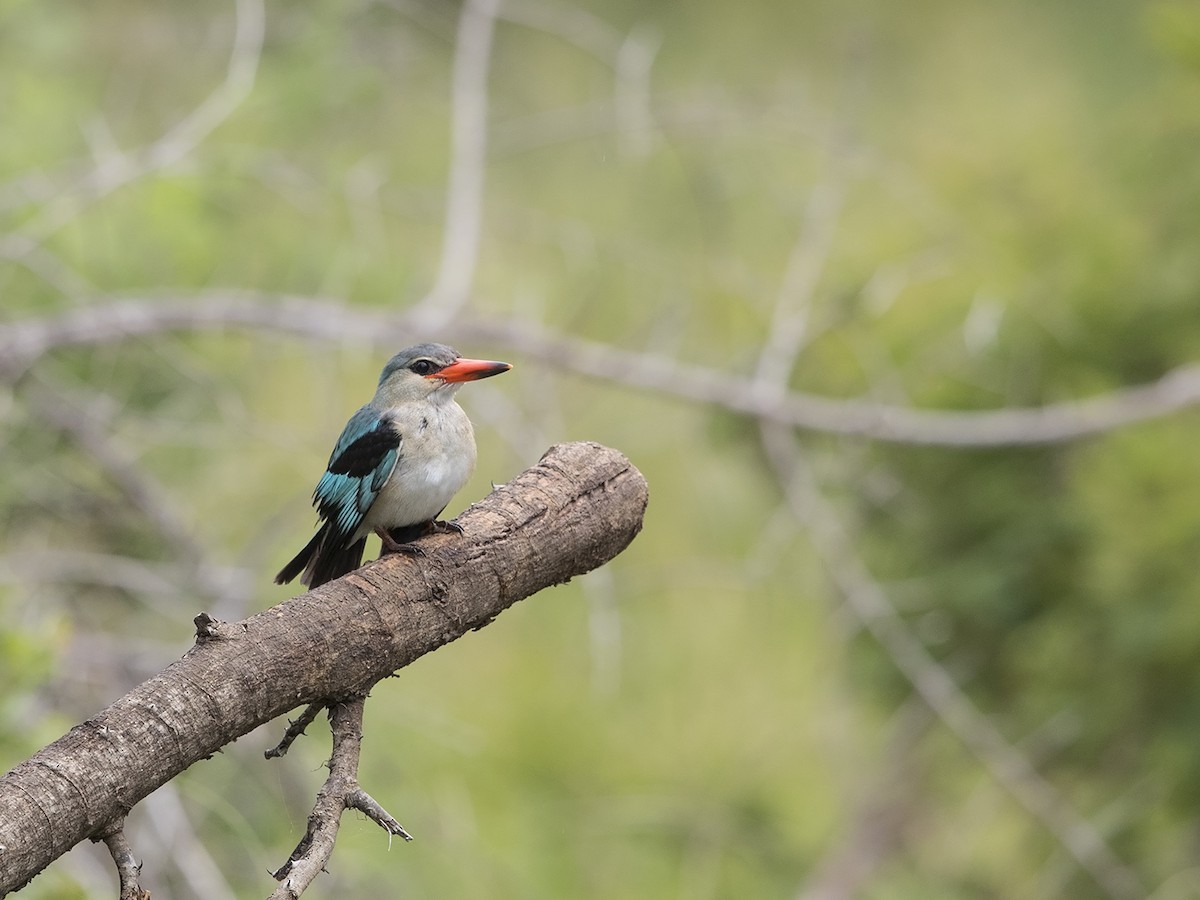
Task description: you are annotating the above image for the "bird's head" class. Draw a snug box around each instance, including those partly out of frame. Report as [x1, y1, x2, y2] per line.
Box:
[374, 343, 512, 405]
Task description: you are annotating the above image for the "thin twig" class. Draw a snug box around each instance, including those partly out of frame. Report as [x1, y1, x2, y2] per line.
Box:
[264, 703, 326, 760]
[269, 697, 411, 900]
[345, 788, 414, 843]
[94, 819, 151, 900]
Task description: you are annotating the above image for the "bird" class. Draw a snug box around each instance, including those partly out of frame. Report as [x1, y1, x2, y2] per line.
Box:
[275, 343, 511, 588]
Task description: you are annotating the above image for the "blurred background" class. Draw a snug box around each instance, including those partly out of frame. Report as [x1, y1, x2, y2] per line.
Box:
[3, 0, 1200, 897]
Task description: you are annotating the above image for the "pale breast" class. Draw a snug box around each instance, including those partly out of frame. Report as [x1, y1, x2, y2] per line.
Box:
[359, 401, 477, 534]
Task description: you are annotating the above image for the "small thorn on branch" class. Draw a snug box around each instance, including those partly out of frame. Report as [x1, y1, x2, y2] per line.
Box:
[264, 702, 325, 759]
[93, 818, 151, 900]
[346, 788, 413, 843]
[268, 696, 411, 899]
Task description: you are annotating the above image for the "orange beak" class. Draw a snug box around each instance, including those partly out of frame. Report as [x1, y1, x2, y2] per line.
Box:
[434, 357, 512, 383]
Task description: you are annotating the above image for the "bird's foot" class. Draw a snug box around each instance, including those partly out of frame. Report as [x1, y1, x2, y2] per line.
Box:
[430, 519, 464, 536]
[375, 526, 425, 557]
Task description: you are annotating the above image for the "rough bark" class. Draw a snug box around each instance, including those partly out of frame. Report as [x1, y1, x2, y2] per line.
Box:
[0, 441, 648, 896]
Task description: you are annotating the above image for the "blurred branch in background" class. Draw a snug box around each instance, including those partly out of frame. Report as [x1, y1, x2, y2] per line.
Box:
[412, 0, 500, 327]
[759, 422, 1142, 900]
[21, 377, 251, 611]
[7, 293, 1200, 447]
[748, 130, 1139, 899]
[797, 699, 932, 900]
[8, 0, 264, 245]
[498, 0, 660, 159]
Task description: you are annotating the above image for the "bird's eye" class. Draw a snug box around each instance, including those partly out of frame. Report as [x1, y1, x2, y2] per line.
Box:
[409, 359, 437, 376]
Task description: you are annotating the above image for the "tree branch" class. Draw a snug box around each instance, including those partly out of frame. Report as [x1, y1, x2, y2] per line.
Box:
[0, 441, 648, 895]
[5, 293, 1199, 446]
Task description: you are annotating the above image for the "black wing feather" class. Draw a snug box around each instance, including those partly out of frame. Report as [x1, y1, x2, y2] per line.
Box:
[327, 420, 402, 477]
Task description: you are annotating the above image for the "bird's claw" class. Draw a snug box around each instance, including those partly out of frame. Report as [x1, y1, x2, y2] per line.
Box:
[374, 520, 462, 558]
[375, 526, 425, 557]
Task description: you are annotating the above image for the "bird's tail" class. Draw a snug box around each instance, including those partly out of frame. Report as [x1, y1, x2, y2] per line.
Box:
[274, 524, 367, 589]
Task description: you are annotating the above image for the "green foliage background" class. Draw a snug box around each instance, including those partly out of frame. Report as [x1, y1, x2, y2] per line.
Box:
[4, 0, 1200, 897]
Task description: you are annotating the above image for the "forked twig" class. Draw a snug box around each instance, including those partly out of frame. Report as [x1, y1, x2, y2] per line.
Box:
[269, 697, 412, 900]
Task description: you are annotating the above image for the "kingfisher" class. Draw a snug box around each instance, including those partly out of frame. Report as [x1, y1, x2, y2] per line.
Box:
[275, 343, 512, 588]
